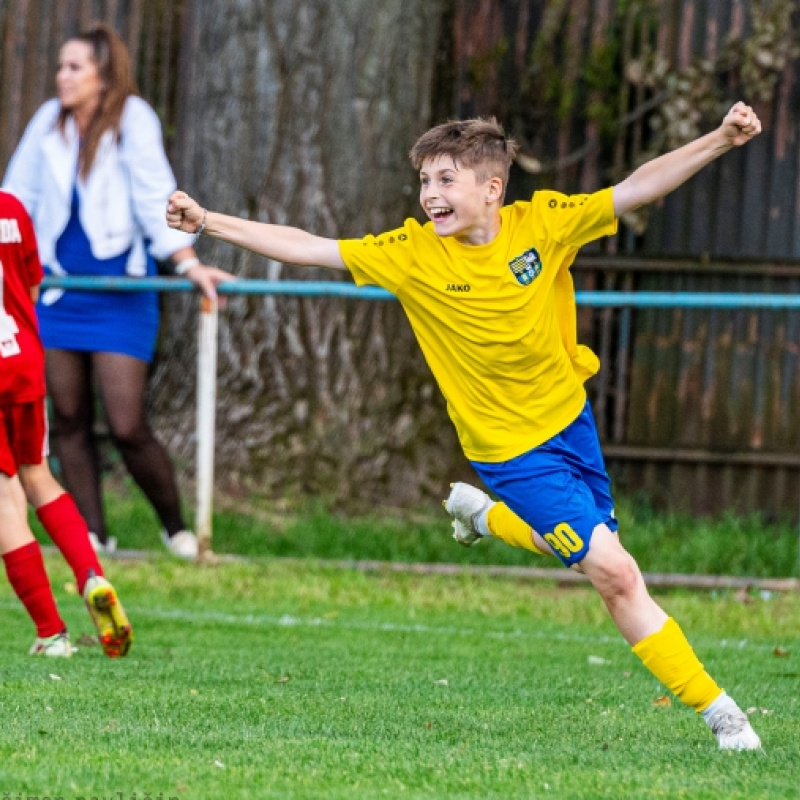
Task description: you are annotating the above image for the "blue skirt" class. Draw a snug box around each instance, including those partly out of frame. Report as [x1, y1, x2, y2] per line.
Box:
[37, 187, 160, 363]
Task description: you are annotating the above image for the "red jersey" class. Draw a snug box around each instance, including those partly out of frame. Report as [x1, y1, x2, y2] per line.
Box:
[0, 190, 45, 403]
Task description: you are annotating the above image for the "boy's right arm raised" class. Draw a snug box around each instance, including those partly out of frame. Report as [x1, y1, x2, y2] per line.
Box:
[166, 191, 347, 271]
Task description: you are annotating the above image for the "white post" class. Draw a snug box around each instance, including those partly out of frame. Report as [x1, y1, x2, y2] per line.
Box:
[196, 295, 218, 561]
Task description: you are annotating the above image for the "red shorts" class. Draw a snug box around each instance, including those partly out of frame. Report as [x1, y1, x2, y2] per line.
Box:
[0, 399, 49, 476]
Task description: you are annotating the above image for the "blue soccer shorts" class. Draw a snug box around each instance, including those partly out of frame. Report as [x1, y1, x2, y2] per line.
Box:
[470, 400, 617, 567]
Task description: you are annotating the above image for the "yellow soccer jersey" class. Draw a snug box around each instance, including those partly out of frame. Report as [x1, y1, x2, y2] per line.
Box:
[339, 188, 618, 462]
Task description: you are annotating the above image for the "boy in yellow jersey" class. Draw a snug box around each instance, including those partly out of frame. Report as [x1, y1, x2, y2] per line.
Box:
[166, 100, 762, 750]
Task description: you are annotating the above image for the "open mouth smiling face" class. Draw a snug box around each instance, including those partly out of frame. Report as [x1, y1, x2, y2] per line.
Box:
[418, 154, 503, 244]
[419, 156, 476, 234]
[428, 205, 454, 223]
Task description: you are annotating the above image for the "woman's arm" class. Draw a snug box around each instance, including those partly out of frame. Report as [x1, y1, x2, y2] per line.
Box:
[167, 245, 234, 300]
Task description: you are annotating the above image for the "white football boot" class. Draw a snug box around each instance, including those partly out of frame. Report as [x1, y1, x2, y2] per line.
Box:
[443, 482, 494, 547]
[703, 692, 762, 750]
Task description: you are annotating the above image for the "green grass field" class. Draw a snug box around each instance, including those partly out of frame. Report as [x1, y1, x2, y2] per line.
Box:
[2, 553, 799, 799]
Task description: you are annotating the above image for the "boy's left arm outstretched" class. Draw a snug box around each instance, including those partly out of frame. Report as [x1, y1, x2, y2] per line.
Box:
[613, 101, 761, 218]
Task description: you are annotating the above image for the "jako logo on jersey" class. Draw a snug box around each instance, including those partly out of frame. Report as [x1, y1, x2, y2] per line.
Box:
[446, 284, 471, 292]
[0, 218, 22, 244]
[508, 247, 542, 286]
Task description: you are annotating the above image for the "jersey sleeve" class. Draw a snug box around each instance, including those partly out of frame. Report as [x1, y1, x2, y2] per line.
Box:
[338, 221, 416, 295]
[1, 191, 43, 290]
[534, 187, 618, 248]
[18, 202, 44, 290]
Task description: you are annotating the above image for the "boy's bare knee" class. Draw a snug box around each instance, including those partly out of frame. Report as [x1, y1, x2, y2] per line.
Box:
[17, 463, 36, 494]
[17, 462, 62, 509]
[600, 556, 640, 599]
[581, 525, 643, 600]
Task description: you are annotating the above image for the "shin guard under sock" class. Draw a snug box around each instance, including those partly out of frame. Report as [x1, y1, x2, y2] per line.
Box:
[487, 503, 548, 556]
[632, 617, 722, 712]
[37, 492, 103, 595]
[3, 541, 65, 637]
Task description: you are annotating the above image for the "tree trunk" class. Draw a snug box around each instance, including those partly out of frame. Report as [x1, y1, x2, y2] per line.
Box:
[153, 0, 469, 509]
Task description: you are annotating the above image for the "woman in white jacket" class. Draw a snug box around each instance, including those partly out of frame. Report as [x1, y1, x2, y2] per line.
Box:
[3, 24, 229, 558]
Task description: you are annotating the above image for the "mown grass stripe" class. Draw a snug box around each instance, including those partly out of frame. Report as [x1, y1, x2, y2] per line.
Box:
[42, 546, 800, 591]
[0, 598, 779, 653]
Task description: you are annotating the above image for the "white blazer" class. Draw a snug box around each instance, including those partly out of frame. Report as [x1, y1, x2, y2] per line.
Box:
[2, 96, 193, 288]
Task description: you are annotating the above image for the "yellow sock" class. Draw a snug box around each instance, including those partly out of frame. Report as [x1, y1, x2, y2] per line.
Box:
[632, 617, 722, 712]
[487, 503, 548, 556]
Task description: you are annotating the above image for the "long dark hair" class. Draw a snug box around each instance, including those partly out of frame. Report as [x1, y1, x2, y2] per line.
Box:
[57, 24, 139, 179]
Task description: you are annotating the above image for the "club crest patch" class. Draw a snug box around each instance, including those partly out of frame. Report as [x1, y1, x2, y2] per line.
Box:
[508, 247, 542, 286]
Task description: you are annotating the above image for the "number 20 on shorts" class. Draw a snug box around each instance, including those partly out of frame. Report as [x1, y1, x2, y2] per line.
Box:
[543, 522, 585, 558]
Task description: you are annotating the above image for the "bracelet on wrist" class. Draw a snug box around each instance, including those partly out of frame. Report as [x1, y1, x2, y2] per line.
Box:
[174, 256, 201, 276]
[193, 208, 208, 242]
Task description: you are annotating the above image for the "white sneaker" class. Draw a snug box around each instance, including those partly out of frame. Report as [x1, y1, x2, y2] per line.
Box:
[29, 629, 75, 658]
[704, 693, 762, 750]
[443, 482, 494, 547]
[161, 529, 199, 560]
[88, 532, 118, 555]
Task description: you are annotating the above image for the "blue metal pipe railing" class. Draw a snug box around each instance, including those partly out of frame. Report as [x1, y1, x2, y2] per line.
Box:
[39, 276, 800, 307]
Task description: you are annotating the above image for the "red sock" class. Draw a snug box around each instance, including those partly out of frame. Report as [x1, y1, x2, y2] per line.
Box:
[37, 492, 103, 595]
[3, 541, 66, 637]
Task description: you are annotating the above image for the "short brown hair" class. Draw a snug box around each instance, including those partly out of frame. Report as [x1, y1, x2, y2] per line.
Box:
[409, 117, 519, 187]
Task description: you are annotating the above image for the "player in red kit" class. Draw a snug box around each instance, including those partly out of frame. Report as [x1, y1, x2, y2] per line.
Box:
[0, 189, 132, 658]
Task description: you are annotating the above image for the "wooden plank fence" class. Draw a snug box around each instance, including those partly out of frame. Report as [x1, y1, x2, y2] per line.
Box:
[574, 255, 800, 518]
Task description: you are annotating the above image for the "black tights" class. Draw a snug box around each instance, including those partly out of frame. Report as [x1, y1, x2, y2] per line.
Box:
[46, 349, 186, 541]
